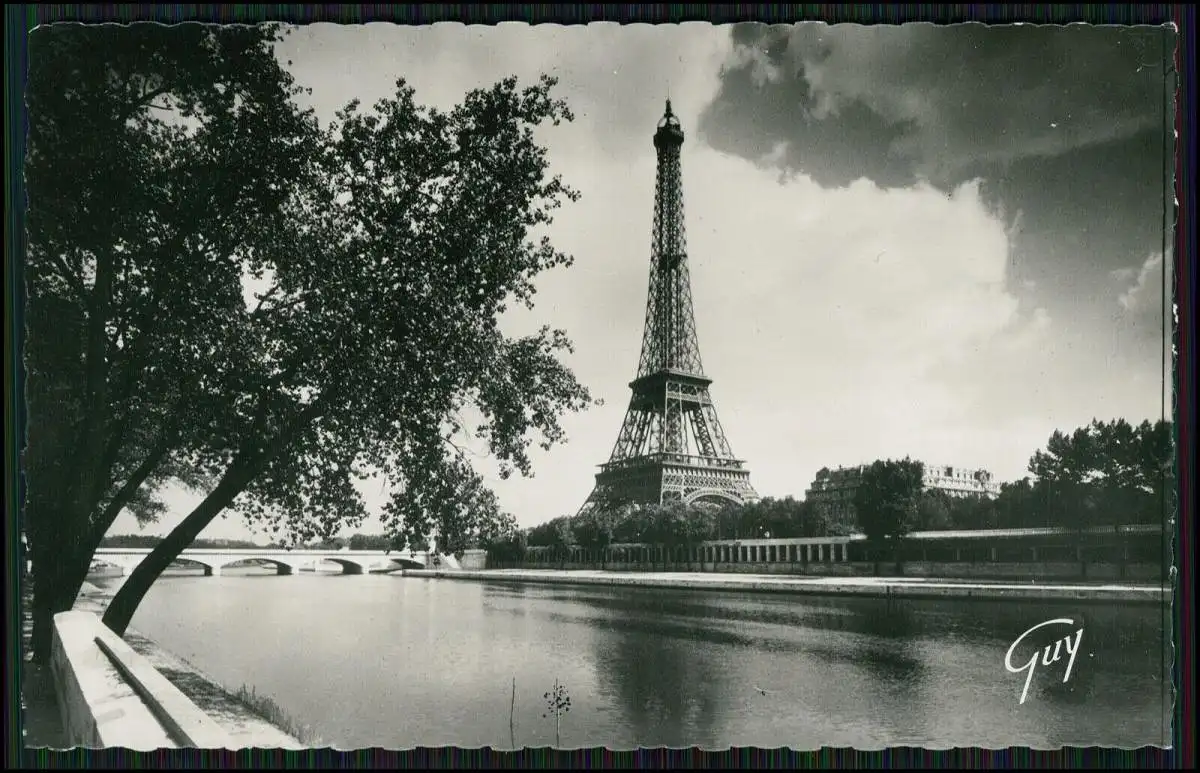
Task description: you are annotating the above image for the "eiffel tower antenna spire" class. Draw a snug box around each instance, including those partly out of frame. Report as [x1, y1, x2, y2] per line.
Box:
[577, 102, 757, 514]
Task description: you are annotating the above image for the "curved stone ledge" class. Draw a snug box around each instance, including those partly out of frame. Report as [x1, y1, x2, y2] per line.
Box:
[66, 583, 306, 750]
[50, 610, 234, 750]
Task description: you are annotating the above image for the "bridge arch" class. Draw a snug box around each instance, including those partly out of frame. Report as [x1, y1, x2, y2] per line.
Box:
[380, 556, 425, 572]
[215, 557, 301, 576]
[319, 557, 373, 575]
[168, 557, 224, 576]
[685, 490, 746, 507]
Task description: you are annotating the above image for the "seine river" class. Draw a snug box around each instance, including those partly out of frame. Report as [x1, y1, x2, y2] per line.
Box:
[90, 569, 1171, 750]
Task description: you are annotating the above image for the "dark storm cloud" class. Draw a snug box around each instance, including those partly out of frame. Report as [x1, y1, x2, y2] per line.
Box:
[700, 59, 920, 189]
[699, 22, 1175, 353]
[701, 23, 1173, 193]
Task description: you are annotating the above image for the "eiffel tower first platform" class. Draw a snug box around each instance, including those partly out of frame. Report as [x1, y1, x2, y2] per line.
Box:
[578, 100, 758, 514]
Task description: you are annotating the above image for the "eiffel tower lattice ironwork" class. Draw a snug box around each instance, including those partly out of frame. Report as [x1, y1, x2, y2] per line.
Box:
[578, 100, 757, 514]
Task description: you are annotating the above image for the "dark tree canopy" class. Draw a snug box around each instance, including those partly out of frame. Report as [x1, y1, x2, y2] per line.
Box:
[1027, 418, 1173, 528]
[24, 21, 594, 646]
[24, 22, 318, 659]
[99, 534, 264, 550]
[853, 458, 926, 542]
[97, 68, 593, 634]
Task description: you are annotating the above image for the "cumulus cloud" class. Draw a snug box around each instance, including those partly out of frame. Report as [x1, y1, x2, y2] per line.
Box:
[1117, 251, 1167, 313]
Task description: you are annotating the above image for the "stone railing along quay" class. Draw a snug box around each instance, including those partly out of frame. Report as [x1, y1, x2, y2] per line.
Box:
[37, 582, 304, 750]
[50, 610, 234, 749]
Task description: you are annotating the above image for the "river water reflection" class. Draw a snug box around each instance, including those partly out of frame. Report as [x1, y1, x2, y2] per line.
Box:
[90, 569, 1171, 750]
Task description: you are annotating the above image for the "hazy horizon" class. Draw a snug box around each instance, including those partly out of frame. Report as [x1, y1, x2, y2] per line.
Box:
[97, 22, 1174, 543]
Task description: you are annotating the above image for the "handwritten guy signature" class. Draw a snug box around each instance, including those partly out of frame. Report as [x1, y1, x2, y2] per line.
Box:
[1004, 618, 1084, 705]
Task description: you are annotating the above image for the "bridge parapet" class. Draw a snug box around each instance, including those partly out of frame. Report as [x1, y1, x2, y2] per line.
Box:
[93, 548, 438, 577]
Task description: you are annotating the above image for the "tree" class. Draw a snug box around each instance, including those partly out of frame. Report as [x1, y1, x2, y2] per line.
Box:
[945, 491, 999, 530]
[486, 529, 528, 568]
[1029, 419, 1174, 529]
[26, 23, 594, 642]
[666, 502, 719, 570]
[916, 491, 953, 531]
[24, 23, 317, 662]
[991, 478, 1039, 529]
[630, 501, 718, 570]
[803, 499, 857, 537]
[98, 534, 266, 550]
[1026, 418, 1173, 574]
[525, 515, 576, 565]
[854, 458, 925, 569]
[475, 511, 520, 552]
[99, 534, 164, 549]
[403, 535, 432, 555]
[732, 497, 798, 539]
[572, 507, 619, 568]
[551, 519, 577, 568]
[347, 533, 393, 551]
[527, 515, 568, 547]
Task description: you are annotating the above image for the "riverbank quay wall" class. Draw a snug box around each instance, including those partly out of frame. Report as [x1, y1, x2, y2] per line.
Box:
[495, 525, 1168, 582]
[50, 611, 235, 749]
[405, 568, 1169, 606]
[38, 582, 303, 750]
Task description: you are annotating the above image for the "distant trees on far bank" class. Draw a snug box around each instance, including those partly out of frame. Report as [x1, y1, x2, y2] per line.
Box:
[105, 417, 1175, 569]
[854, 458, 926, 544]
[98, 533, 410, 551]
[100, 534, 264, 550]
[498, 418, 1174, 563]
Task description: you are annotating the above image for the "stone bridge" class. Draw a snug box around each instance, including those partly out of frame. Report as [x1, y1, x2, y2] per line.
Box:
[92, 548, 460, 577]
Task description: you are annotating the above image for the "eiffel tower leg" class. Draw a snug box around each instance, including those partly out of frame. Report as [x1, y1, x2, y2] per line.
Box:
[576, 486, 601, 517]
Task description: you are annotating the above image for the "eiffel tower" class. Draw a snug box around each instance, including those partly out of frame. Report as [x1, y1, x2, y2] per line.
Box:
[578, 100, 757, 514]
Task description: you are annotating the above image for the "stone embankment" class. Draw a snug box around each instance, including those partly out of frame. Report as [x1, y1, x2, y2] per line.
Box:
[403, 568, 1169, 605]
[23, 580, 304, 750]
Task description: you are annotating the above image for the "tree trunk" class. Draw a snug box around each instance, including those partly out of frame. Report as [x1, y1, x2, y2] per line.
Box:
[871, 541, 882, 576]
[102, 468, 250, 636]
[29, 559, 90, 664]
[26, 500, 105, 665]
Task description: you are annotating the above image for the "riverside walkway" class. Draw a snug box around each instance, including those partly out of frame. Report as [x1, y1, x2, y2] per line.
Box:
[403, 568, 1169, 604]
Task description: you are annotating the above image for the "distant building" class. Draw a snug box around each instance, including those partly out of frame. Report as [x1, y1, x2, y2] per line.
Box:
[804, 461, 1001, 521]
[922, 463, 1001, 499]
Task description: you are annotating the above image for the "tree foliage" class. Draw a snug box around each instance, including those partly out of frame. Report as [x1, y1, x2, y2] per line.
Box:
[725, 495, 855, 539]
[24, 22, 593, 646]
[853, 458, 926, 543]
[571, 506, 620, 565]
[97, 67, 592, 634]
[98, 534, 263, 550]
[347, 533, 393, 551]
[24, 22, 317, 660]
[1026, 418, 1173, 528]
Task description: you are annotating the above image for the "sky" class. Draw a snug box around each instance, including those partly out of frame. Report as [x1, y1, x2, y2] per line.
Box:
[106, 22, 1176, 542]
